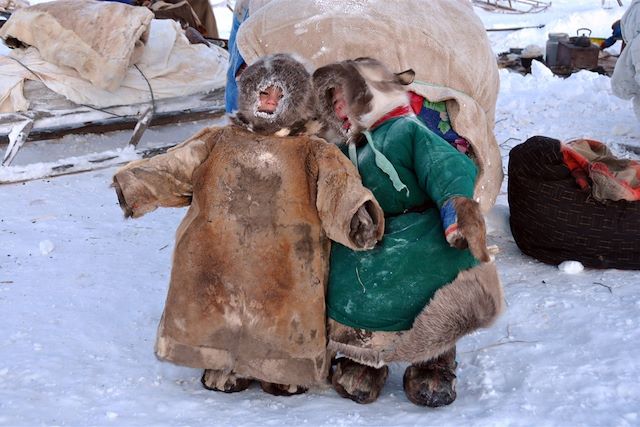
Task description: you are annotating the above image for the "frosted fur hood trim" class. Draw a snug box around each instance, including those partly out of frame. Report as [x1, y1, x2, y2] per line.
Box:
[233, 53, 317, 136]
[253, 81, 287, 122]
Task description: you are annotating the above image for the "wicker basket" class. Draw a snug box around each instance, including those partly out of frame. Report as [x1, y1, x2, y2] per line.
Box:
[508, 136, 640, 270]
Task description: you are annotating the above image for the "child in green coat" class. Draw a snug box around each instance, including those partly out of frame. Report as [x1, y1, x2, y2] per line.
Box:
[313, 57, 504, 407]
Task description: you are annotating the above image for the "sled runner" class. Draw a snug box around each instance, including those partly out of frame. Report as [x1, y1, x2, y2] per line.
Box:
[0, 84, 225, 184]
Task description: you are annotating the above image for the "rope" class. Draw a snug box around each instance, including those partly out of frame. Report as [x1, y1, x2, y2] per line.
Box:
[134, 64, 156, 116]
[7, 55, 43, 81]
[7, 56, 158, 119]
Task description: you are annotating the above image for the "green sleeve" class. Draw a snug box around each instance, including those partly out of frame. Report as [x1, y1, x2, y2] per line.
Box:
[410, 120, 477, 207]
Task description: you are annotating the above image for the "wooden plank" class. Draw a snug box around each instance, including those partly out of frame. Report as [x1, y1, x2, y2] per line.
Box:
[486, 24, 546, 32]
[473, 0, 550, 13]
[0, 140, 178, 185]
[127, 106, 154, 147]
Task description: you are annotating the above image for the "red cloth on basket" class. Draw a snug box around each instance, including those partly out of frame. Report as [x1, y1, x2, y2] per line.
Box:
[560, 138, 640, 202]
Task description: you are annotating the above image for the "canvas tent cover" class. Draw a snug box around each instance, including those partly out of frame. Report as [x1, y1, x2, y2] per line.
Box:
[236, 0, 503, 212]
[0, 0, 228, 112]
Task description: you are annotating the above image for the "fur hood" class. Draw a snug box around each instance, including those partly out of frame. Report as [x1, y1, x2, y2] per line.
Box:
[233, 53, 317, 136]
[312, 57, 414, 142]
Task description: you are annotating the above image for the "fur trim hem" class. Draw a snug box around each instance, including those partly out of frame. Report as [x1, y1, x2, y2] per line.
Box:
[389, 262, 504, 363]
[328, 340, 387, 369]
[328, 263, 504, 365]
[155, 334, 330, 387]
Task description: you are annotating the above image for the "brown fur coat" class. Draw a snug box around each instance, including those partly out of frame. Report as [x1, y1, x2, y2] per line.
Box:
[113, 125, 384, 386]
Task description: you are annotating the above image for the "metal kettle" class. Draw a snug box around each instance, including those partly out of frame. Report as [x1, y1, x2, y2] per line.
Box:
[570, 28, 593, 48]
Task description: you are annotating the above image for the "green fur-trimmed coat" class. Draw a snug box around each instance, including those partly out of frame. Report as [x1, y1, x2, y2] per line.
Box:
[325, 116, 504, 367]
[328, 116, 479, 332]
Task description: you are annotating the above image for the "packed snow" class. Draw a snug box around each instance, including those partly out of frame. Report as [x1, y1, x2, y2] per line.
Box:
[1, 1, 640, 426]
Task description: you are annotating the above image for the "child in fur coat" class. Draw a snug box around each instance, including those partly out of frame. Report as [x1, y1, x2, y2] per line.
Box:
[112, 53, 384, 396]
[313, 57, 504, 407]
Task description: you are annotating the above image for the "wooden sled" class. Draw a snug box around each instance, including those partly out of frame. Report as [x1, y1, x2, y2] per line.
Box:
[0, 80, 225, 184]
[473, 0, 551, 14]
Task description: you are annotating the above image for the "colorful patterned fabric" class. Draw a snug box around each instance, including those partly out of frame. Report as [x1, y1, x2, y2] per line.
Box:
[409, 91, 470, 154]
[440, 198, 460, 245]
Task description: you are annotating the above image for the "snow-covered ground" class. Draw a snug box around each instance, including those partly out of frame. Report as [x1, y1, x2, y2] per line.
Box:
[1, 1, 640, 426]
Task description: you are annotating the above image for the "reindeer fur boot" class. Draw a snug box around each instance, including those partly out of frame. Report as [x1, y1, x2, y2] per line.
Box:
[403, 347, 457, 407]
[330, 357, 389, 404]
[259, 381, 308, 396]
[201, 369, 252, 393]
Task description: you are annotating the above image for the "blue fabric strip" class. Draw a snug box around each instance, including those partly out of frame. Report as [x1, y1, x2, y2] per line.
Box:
[224, 9, 248, 113]
[440, 199, 458, 231]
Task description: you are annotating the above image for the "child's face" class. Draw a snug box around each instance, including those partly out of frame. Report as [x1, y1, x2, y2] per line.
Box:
[332, 86, 351, 130]
[258, 86, 283, 113]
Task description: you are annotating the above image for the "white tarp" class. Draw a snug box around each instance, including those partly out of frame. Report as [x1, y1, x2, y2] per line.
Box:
[0, 18, 228, 112]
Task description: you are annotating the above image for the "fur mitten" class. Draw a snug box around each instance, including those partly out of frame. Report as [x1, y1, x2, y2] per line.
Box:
[441, 197, 490, 262]
[349, 202, 381, 250]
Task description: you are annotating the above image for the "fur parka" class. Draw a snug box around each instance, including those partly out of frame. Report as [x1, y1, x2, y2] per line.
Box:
[312, 57, 504, 367]
[112, 54, 384, 386]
